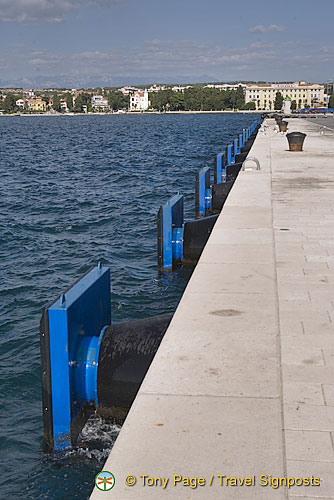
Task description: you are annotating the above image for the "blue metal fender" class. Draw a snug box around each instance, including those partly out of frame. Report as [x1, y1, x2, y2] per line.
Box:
[215, 152, 226, 184]
[226, 144, 235, 165]
[239, 133, 244, 150]
[234, 138, 240, 156]
[40, 265, 111, 451]
[195, 166, 212, 217]
[157, 194, 184, 270]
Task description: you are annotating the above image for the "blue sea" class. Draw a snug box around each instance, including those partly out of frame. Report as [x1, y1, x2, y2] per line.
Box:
[0, 112, 260, 499]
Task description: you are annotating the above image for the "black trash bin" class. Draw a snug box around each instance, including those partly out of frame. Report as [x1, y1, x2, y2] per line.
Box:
[286, 132, 306, 151]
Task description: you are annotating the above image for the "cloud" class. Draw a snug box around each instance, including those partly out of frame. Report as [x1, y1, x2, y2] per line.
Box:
[88, 0, 125, 4]
[0, 38, 328, 86]
[0, 39, 282, 80]
[319, 45, 334, 54]
[250, 41, 301, 49]
[0, 0, 125, 23]
[249, 24, 286, 33]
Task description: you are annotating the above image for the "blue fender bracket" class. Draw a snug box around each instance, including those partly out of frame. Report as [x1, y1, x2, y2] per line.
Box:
[233, 138, 240, 156]
[239, 133, 244, 150]
[40, 265, 111, 451]
[214, 152, 226, 184]
[226, 144, 235, 165]
[157, 194, 184, 270]
[195, 166, 212, 217]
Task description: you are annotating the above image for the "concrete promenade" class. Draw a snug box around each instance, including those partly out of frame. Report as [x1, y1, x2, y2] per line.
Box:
[91, 118, 334, 499]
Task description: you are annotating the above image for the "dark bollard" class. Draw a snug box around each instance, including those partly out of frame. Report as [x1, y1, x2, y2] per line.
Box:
[278, 121, 288, 133]
[286, 132, 307, 152]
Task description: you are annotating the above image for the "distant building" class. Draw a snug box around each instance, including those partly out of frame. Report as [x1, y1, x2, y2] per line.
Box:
[147, 84, 167, 92]
[22, 90, 35, 98]
[129, 90, 150, 111]
[204, 83, 246, 91]
[91, 95, 109, 110]
[27, 97, 47, 112]
[16, 99, 28, 109]
[119, 86, 140, 96]
[245, 82, 325, 110]
[146, 84, 191, 93]
[171, 85, 192, 93]
[60, 98, 69, 112]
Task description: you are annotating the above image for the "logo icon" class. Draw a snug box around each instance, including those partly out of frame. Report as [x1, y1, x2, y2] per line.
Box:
[95, 471, 115, 491]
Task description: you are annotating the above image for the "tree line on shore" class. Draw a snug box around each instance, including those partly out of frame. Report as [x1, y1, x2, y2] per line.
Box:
[0, 90, 129, 113]
[0, 87, 251, 113]
[1, 87, 334, 113]
[148, 86, 252, 111]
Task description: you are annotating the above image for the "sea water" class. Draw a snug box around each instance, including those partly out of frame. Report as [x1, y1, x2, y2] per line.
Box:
[0, 113, 260, 499]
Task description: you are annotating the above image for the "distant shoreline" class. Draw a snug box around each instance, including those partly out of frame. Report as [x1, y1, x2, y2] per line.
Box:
[0, 110, 261, 117]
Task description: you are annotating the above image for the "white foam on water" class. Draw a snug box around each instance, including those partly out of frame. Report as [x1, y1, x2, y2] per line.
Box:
[60, 413, 122, 461]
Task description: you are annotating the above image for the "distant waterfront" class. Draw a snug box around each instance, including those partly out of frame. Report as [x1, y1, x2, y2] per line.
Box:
[0, 109, 260, 116]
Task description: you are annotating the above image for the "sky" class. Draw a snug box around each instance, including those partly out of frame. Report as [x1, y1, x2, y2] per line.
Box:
[0, 0, 333, 88]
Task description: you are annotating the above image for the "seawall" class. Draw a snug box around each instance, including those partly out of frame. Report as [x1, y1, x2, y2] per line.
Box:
[91, 118, 334, 499]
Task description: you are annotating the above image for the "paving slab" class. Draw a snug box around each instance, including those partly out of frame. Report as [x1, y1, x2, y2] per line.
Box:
[186, 262, 276, 294]
[284, 404, 334, 431]
[283, 381, 325, 406]
[91, 394, 284, 500]
[286, 460, 334, 497]
[200, 243, 274, 263]
[323, 385, 334, 405]
[169, 291, 278, 334]
[141, 328, 279, 398]
[285, 430, 334, 462]
[281, 335, 334, 350]
[283, 365, 334, 385]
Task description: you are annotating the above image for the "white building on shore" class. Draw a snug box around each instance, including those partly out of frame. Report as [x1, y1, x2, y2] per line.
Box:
[119, 86, 140, 96]
[147, 84, 167, 93]
[16, 99, 28, 109]
[129, 90, 150, 111]
[171, 85, 192, 93]
[204, 83, 247, 91]
[91, 95, 109, 111]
